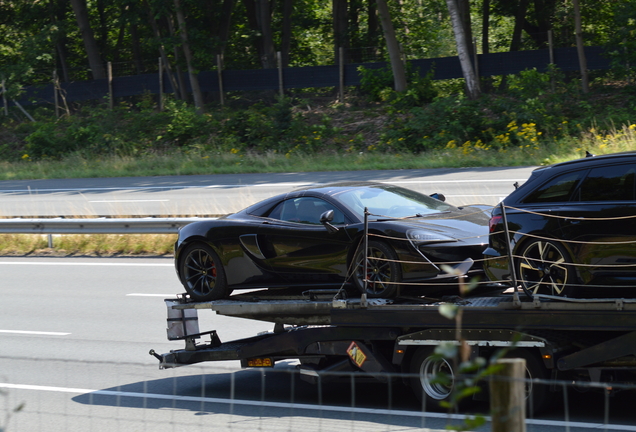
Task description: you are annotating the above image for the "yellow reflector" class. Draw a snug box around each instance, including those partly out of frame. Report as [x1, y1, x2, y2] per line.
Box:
[542, 354, 552, 360]
[247, 358, 273, 367]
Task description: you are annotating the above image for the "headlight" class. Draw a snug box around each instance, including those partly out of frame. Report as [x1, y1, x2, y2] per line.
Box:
[406, 229, 456, 245]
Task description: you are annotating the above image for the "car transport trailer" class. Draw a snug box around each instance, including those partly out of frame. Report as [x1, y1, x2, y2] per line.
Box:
[150, 289, 636, 412]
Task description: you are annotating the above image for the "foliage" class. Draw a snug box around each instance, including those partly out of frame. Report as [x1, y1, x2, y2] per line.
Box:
[358, 65, 438, 107]
[604, 2, 636, 79]
[379, 67, 636, 155]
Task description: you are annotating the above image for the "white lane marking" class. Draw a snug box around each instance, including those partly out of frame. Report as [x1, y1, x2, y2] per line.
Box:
[0, 262, 172, 266]
[89, 200, 170, 203]
[126, 293, 178, 297]
[0, 178, 529, 194]
[0, 382, 633, 430]
[0, 330, 70, 336]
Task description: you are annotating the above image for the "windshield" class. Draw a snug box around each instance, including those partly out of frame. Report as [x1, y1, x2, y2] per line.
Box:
[335, 185, 453, 220]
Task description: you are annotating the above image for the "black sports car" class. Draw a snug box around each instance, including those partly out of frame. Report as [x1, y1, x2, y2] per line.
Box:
[175, 181, 491, 301]
[484, 152, 636, 297]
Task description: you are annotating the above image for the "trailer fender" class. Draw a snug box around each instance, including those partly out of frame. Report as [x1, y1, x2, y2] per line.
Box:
[305, 340, 396, 382]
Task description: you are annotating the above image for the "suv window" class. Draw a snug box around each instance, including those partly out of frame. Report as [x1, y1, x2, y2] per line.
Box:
[578, 164, 635, 201]
[523, 171, 585, 203]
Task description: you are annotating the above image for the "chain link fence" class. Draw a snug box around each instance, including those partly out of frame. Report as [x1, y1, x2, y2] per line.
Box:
[2, 356, 636, 432]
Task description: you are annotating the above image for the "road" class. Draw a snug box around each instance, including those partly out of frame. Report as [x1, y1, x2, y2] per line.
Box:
[1, 258, 635, 432]
[0, 167, 536, 217]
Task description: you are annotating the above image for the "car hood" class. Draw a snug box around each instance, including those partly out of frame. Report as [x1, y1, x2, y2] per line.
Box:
[383, 206, 490, 243]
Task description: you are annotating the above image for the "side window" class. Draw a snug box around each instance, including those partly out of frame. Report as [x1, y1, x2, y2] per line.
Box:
[523, 171, 585, 203]
[267, 198, 346, 225]
[578, 164, 635, 201]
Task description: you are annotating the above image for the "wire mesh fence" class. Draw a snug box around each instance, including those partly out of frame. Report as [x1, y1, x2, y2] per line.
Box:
[2, 356, 636, 432]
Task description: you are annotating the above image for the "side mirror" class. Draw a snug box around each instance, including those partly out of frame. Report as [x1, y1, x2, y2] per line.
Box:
[320, 210, 339, 233]
[430, 192, 446, 202]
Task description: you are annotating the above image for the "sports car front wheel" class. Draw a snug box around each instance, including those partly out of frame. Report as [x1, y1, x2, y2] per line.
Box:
[179, 242, 229, 301]
[353, 240, 401, 298]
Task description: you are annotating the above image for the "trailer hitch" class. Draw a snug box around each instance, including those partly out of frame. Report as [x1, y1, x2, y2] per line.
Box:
[149, 349, 163, 362]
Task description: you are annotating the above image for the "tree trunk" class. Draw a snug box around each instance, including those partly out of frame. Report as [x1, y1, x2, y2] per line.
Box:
[481, 0, 491, 92]
[572, 0, 589, 93]
[457, 0, 473, 57]
[256, 0, 277, 68]
[510, 0, 529, 52]
[280, 0, 293, 67]
[446, 0, 480, 99]
[243, 0, 276, 68]
[217, 0, 235, 56]
[366, 1, 380, 59]
[144, 0, 182, 99]
[70, 0, 106, 79]
[376, 0, 407, 92]
[174, 0, 205, 112]
[165, 15, 188, 101]
[333, 0, 349, 64]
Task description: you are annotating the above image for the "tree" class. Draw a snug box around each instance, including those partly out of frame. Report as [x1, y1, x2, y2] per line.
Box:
[445, 0, 480, 99]
[376, 0, 407, 92]
[70, 0, 106, 79]
[174, 0, 205, 111]
[243, 0, 277, 68]
[572, 0, 589, 93]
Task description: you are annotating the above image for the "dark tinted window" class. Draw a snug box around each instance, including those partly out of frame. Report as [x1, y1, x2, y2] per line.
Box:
[578, 164, 635, 201]
[267, 197, 346, 225]
[523, 171, 585, 203]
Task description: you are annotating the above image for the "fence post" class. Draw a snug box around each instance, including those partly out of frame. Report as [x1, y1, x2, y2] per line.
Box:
[490, 358, 526, 432]
[158, 57, 164, 112]
[277, 51, 284, 98]
[338, 47, 344, 102]
[1, 80, 7, 116]
[548, 30, 555, 92]
[107, 61, 113, 110]
[217, 54, 224, 106]
[53, 70, 60, 118]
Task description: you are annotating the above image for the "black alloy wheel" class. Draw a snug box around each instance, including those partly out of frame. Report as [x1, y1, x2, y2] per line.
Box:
[354, 240, 400, 298]
[516, 239, 574, 296]
[179, 242, 229, 301]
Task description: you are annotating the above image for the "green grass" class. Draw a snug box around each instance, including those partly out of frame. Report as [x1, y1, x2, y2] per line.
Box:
[3, 128, 635, 181]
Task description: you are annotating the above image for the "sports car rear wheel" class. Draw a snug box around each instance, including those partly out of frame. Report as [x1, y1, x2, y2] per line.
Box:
[516, 239, 574, 297]
[353, 240, 401, 298]
[179, 242, 229, 301]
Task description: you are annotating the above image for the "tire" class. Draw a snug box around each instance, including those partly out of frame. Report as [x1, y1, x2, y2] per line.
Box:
[516, 239, 574, 296]
[179, 242, 229, 301]
[504, 348, 557, 415]
[409, 347, 460, 411]
[353, 240, 401, 298]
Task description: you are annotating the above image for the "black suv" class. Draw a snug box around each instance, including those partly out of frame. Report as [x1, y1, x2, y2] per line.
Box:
[484, 152, 636, 297]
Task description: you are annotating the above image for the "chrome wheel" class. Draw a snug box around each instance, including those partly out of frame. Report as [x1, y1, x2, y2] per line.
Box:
[517, 240, 572, 296]
[419, 355, 455, 400]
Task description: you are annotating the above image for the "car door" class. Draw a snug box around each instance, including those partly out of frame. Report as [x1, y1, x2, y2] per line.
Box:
[255, 197, 354, 284]
[557, 163, 636, 286]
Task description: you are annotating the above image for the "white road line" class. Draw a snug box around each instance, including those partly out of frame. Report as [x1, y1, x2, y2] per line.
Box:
[89, 200, 170, 203]
[0, 262, 172, 266]
[0, 330, 70, 336]
[0, 382, 633, 430]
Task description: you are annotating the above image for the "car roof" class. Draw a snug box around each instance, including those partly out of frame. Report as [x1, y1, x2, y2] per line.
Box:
[535, 151, 636, 173]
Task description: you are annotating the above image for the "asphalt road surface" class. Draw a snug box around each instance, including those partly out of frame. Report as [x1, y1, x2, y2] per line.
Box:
[0, 167, 537, 217]
[1, 256, 635, 432]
